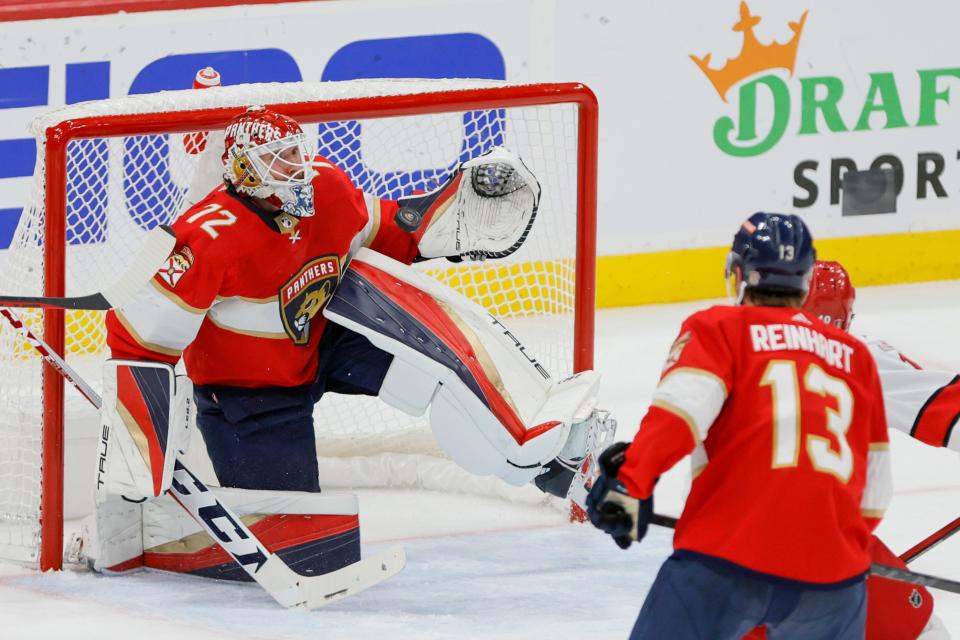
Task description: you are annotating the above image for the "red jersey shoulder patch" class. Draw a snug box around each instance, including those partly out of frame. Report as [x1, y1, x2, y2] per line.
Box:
[157, 246, 195, 288]
[663, 330, 693, 374]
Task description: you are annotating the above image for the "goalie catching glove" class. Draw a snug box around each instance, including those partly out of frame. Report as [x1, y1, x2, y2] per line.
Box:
[395, 146, 541, 261]
[586, 442, 654, 549]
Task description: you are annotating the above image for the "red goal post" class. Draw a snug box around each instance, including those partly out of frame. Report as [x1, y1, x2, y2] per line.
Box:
[1, 80, 598, 570]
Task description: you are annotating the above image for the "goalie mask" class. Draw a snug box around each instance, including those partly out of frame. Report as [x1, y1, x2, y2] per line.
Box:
[222, 106, 316, 218]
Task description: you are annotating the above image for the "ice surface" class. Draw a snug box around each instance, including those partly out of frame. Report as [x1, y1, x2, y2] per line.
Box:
[3, 280, 960, 638]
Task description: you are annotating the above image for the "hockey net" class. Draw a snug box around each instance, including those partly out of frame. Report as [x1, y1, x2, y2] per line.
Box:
[0, 79, 597, 569]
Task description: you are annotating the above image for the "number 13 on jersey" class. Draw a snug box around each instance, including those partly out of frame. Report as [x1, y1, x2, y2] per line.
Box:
[761, 360, 854, 483]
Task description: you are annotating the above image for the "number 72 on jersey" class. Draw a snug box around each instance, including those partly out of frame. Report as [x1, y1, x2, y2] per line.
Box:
[186, 203, 237, 239]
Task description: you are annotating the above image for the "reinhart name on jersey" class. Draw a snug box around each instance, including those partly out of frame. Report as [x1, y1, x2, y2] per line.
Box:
[749, 321, 855, 373]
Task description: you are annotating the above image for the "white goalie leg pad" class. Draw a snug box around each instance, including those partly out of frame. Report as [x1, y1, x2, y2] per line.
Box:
[428, 370, 601, 485]
[144, 487, 359, 540]
[416, 146, 541, 261]
[173, 371, 195, 454]
[78, 495, 145, 573]
[80, 488, 360, 576]
[141, 488, 360, 580]
[98, 359, 186, 503]
[325, 248, 600, 486]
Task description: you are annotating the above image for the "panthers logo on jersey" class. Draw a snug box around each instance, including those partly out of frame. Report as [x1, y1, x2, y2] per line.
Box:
[279, 255, 340, 345]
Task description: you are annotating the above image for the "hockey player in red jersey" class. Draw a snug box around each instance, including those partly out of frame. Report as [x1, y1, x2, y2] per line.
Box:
[97, 98, 607, 505]
[587, 213, 892, 639]
[103, 103, 604, 494]
[88, 103, 613, 577]
[105, 105, 427, 491]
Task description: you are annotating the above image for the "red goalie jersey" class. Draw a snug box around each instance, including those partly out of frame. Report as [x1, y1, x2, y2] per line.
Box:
[106, 159, 418, 387]
[619, 304, 892, 585]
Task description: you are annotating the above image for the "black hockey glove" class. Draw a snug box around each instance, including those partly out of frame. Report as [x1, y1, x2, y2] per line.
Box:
[585, 442, 653, 550]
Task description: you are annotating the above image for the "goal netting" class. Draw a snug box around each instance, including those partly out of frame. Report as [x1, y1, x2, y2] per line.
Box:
[0, 79, 597, 569]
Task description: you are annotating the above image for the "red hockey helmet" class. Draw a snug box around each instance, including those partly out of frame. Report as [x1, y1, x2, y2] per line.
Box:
[802, 260, 856, 331]
[222, 106, 316, 217]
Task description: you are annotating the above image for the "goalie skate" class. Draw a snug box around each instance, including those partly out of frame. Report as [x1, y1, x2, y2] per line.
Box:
[534, 408, 617, 508]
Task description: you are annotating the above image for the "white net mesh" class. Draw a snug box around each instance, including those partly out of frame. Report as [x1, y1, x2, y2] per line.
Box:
[0, 79, 590, 565]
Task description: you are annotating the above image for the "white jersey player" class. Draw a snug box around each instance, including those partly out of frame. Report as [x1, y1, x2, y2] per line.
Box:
[805, 261, 960, 452]
[799, 259, 952, 640]
[865, 338, 960, 452]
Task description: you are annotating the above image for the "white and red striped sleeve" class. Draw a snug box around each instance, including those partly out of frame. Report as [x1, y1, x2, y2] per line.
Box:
[866, 337, 960, 451]
[106, 214, 224, 363]
[618, 311, 732, 499]
[860, 349, 892, 529]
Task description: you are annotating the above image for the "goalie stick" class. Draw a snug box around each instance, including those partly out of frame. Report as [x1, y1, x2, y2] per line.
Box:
[0, 225, 176, 310]
[167, 460, 405, 609]
[0, 307, 100, 408]
[0, 306, 405, 609]
[648, 512, 960, 595]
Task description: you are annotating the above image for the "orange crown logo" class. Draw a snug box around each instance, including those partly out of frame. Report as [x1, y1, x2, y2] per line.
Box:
[691, 2, 808, 101]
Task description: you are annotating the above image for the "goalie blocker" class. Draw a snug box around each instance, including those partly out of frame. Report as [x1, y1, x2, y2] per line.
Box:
[324, 248, 615, 505]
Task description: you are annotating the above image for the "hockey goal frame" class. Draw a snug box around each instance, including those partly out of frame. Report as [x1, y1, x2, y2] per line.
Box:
[32, 81, 598, 570]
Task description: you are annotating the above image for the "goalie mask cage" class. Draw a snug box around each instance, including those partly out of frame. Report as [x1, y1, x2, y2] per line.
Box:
[0, 79, 598, 570]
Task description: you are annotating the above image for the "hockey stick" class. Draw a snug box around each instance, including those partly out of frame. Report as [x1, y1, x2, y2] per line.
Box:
[0, 225, 176, 310]
[899, 516, 960, 565]
[868, 563, 960, 594]
[650, 513, 680, 530]
[0, 308, 405, 609]
[0, 307, 100, 408]
[167, 460, 405, 608]
[648, 512, 960, 594]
